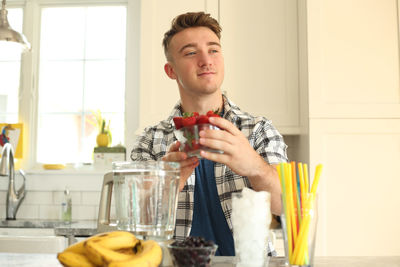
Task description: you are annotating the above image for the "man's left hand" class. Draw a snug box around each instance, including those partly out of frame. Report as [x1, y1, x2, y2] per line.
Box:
[199, 116, 282, 215]
[198, 116, 266, 178]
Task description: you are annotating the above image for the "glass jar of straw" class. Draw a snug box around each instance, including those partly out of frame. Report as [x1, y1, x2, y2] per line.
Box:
[276, 162, 322, 266]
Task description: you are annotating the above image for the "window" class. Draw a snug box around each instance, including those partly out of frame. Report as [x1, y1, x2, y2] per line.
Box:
[3, 0, 138, 167]
[0, 8, 23, 123]
[37, 6, 126, 163]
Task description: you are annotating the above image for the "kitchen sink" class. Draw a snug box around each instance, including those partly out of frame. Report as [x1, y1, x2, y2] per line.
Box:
[0, 219, 75, 228]
[0, 220, 68, 253]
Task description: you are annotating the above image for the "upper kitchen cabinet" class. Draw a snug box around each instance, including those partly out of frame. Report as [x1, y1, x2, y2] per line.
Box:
[307, 0, 400, 119]
[137, 0, 301, 134]
[219, 0, 300, 134]
[138, 0, 217, 130]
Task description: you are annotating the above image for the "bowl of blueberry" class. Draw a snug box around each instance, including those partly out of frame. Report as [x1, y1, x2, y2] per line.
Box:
[167, 236, 218, 267]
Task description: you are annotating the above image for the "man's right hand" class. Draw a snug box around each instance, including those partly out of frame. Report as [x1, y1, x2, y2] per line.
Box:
[161, 141, 199, 191]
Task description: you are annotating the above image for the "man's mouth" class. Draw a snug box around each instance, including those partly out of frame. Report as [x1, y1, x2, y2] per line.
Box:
[198, 72, 215, 76]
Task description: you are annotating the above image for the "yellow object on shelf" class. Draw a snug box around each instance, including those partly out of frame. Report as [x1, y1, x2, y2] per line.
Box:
[43, 164, 66, 170]
[96, 133, 109, 147]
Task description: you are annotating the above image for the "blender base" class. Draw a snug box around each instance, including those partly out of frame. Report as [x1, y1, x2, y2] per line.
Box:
[157, 239, 174, 267]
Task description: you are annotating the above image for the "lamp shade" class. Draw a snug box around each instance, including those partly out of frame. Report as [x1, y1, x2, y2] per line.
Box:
[0, 0, 30, 53]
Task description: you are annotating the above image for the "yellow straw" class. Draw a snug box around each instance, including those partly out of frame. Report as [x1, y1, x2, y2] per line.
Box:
[303, 164, 309, 193]
[293, 163, 323, 265]
[292, 193, 315, 264]
[279, 163, 323, 265]
[277, 165, 282, 185]
[297, 163, 307, 262]
[285, 163, 298, 262]
[311, 164, 323, 194]
[291, 162, 301, 229]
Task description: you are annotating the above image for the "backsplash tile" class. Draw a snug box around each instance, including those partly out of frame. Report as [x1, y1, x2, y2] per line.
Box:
[24, 191, 53, 205]
[39, 205, 61, 220]
[53, 191, 82, 205]
[0, 190, 100, 221]
[18, 205, 40, 219]
[0, 172, 106, 221]
[73, 205, 96, 220]
[81, 192, 101, 206]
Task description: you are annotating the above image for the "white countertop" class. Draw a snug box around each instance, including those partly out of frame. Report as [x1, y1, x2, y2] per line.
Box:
[0, 253, 399, 267]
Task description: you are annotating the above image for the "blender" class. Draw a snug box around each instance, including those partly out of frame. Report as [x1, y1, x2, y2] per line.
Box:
[97, 161, 180, 265]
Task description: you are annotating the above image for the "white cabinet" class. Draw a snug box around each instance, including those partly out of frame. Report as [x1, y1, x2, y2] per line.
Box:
[306, 0, 400, 257]
[219, 0, 300, 134]
[137, 0, 301, 134]
[307, 0, 400, 118]
[0, 228, 67, 253]
[138, 0, 212, 130]
[309, 119, 400, 256]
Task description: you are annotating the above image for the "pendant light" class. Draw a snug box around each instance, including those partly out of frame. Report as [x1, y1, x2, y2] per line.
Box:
[0, 0, 30, 53]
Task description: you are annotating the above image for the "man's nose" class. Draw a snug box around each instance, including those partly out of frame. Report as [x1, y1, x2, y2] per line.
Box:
[198, 51, 212, 67]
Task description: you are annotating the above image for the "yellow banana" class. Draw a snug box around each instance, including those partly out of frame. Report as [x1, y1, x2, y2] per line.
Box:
[65, 231, 138, 255]
[59, 231, 146, 266]
[64, 240, 85, 254]
[84, 238, 139, 266]
[108, 240, 162, 267]
[57, 251, 96, 267]
[93, 231, 140, 250]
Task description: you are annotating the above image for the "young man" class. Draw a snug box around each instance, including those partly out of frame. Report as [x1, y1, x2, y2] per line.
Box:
[131, 12, 288, 256]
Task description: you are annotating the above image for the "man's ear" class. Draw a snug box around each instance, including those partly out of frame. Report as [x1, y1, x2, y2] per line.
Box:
[164, 62, 177, 80]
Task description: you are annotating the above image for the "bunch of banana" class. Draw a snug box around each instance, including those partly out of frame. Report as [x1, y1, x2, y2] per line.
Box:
[57, 231, 162, 267]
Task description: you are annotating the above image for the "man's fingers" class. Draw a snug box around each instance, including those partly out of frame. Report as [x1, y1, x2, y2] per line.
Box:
[162, 151, 187, 162]
[179, 156, 198, 168]
[168, 141, 181, 152]
[208, 117, 242, 136]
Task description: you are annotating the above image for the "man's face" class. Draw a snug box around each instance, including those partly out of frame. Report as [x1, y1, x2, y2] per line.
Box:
[165, 27, 224, 97]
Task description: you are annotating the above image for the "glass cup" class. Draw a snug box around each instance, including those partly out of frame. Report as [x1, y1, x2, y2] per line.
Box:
[231, 188, 272, 266]
[174, 124, 223, 158]
[281, 193, 318, 267]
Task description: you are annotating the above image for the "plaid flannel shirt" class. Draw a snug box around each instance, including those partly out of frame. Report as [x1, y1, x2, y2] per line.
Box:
[130, 95, 288, 240]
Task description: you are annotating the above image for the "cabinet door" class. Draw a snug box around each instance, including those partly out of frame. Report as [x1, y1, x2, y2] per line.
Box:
[219, 0, 300, 133]
[138, 0, 212, 129]
[310, 119, 400, 256]
[307, 0, 400, 118]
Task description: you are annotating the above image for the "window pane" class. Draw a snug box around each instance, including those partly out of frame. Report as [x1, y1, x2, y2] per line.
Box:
[85, 6, 126, 59]
[37, 114, 97, 163]
[38, 60, 83, 112]
[105, 113, 124, 147]
[40, 7, 86, 60]
[37, 5, 127, 164]
[84, 60, 125, 111]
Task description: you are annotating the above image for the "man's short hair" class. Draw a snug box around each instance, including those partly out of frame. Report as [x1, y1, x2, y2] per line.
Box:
[162, 12, 222, 61]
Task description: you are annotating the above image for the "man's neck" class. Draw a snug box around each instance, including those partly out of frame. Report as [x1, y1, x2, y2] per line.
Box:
[179, 91, 223, 115]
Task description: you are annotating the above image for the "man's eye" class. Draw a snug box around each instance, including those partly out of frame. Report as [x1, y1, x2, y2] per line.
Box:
[185, 51, 196, 56]
[210, 49, 219, 54]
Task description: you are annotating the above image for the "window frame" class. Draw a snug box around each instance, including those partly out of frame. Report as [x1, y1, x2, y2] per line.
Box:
[13, 0, 140, 170]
